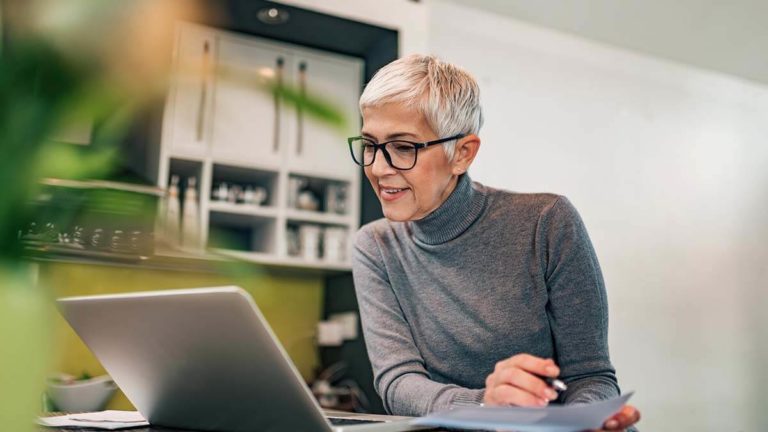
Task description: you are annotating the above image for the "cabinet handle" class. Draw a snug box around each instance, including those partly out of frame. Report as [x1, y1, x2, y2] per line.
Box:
[297, 61, 307, 156]
[274, 57, 285, 154]
[195, 40, 210, 142]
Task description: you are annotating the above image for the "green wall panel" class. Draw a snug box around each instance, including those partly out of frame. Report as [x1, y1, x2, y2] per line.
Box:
[39, 261, 323, 411]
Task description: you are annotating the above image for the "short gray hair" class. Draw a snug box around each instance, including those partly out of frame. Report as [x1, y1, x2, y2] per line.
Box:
[359, 54, 483, 160]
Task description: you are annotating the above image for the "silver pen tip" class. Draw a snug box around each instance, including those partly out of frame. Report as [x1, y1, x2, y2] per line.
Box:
[552, 379, 568, 392]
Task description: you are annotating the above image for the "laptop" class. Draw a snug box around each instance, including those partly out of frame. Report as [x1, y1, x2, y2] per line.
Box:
[57, 286, 429, 432]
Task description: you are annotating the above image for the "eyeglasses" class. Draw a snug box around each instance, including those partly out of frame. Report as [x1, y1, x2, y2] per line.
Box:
[348, 134, 466, 170]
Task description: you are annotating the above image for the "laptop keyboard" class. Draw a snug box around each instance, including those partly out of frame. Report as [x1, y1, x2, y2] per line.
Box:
[328, 417, 382, 426]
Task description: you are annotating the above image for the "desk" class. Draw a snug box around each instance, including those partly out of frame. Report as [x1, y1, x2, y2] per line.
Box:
[42, 428, 177, 432]
[37, 411, 465, 432]
[37, 417, 462, 432]
[39, 426, 459, 432]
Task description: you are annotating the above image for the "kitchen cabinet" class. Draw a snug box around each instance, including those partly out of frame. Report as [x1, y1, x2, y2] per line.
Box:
[157, 22, 362, 270]
[284, 51, 362, 180]
[210, 33, 292, 169]
[163, 24, 215, 159]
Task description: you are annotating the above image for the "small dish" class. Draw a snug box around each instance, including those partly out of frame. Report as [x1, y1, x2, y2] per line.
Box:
[47, 374, 117, 412]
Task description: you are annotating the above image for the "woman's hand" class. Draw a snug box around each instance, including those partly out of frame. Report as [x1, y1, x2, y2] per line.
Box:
[590, 404, 641, 431]
[483, 354, 561, 407]
[484, 354, 640, 430]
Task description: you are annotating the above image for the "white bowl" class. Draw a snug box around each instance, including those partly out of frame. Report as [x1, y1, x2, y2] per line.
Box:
[47, 375, 118, 413]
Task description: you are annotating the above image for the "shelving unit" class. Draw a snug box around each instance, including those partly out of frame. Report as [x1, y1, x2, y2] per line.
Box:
[156, 22, 362, 270]
[208, 201, 279, 218]
[284, 209, 351, 226]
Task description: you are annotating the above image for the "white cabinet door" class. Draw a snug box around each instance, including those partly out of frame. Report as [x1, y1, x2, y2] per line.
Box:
[285, 52, 362, 180]
[165, 24, 216, 158]
[210, 34, 291, 169]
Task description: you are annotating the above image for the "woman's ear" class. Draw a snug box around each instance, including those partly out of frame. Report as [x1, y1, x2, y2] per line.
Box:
[451, 134, 481, 175]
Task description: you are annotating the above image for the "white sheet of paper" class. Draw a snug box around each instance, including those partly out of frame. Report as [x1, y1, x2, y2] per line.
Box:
[413, 392, 633, 432]
[38, 410, 148, 430]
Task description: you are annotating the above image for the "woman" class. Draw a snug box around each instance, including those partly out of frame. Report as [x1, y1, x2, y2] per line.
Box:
[349, 55, 640, 431]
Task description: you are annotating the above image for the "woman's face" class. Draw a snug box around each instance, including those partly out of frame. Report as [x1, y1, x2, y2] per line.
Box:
[361, 102, 465, 222]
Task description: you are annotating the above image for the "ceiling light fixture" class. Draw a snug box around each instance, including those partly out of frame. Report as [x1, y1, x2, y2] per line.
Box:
[257, 7, 290, 25]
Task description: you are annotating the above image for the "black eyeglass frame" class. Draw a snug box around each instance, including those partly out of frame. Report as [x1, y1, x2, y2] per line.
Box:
[347, 133, 466, 170]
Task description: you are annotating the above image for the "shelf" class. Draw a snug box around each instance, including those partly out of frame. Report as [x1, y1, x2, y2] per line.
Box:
[212, 249, 352, 272]
[288, 168, 356, 183]
[27, 245, 227, 273]
[285, 209, 352, 226]
[25, 243, 150, 262]
[208, 201, 278, 218]
[41, 178, 164, 196]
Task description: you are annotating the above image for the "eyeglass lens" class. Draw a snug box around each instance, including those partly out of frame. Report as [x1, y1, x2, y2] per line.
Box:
[351, 139, 418, 170]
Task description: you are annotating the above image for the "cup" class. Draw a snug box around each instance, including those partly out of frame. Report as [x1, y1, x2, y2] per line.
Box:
[253, 187, 267, 205]
[323, 227, 347, 263]
[299, 225, 321, 261]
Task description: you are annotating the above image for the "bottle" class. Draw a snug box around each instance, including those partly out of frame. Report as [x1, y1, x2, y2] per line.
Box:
[165, 175, 181, 246]
[182, 176, 200, 249]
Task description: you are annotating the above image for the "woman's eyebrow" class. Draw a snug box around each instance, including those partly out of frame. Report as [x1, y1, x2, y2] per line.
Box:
[386, 132, 418, 140]
[361, 132, 418, 141]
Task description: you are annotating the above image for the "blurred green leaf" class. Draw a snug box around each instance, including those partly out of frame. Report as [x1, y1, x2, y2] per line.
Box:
[274, 84, 348, 132]
[33, 145, 117, 181]
[214, 63, 348, 133]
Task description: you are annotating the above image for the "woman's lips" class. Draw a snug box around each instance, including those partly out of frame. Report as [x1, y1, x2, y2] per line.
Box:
[380, 187, 410, 202]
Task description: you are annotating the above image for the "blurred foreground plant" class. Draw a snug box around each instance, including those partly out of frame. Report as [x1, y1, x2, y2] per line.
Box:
[0, 12, 139, 432]
[1, 1, 347, 429]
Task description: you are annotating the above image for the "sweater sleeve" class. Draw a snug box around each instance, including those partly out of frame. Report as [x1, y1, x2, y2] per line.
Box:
[538, 196, 622, 405]
[351, 226, 485, 416]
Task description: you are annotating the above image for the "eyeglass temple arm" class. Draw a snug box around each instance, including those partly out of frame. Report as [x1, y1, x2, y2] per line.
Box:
[418, 133, 467, 149]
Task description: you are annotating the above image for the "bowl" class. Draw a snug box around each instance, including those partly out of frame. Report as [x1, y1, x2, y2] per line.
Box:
[47, 375, 118, 412]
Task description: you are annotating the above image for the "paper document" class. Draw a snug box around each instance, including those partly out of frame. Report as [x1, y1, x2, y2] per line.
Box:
[413, 392, 633, 432]
[38, 410, 149, 430]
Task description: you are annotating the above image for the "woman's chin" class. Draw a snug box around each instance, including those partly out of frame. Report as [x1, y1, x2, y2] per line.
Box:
[381, 205, 413, 222]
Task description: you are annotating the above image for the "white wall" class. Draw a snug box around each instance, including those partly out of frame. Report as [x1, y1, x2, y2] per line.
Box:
[428, 2, 768, 431]
[278, 1, 768, 429]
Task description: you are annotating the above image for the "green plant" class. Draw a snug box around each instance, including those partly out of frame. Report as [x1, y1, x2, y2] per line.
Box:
[1, 2, 348, 429]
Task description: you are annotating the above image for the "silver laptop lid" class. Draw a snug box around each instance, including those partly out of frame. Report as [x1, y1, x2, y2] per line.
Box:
[58, 286, 333, 432]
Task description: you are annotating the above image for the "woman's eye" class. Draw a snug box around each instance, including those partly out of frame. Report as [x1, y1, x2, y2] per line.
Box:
[392, 143, 414, 153]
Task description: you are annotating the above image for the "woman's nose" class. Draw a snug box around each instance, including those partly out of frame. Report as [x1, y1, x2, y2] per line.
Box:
[370, 148, 396, 176]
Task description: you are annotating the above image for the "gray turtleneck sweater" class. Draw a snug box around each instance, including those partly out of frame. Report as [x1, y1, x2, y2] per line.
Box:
[351, 174, 622, 416]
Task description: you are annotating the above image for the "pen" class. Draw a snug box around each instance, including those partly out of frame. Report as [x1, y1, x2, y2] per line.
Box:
[542, 376, 567, 392]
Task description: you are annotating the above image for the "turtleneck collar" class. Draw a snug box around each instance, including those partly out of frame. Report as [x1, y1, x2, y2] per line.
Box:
[409, 173, 487, 245]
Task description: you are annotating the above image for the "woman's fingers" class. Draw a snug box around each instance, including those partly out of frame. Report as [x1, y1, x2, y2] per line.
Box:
[603, 405, 641, 430]
[486, 383, 549, 407]
[484, 354, 562, 406]
[495, 365, 558, 401]
[497, 354, 560, 378]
